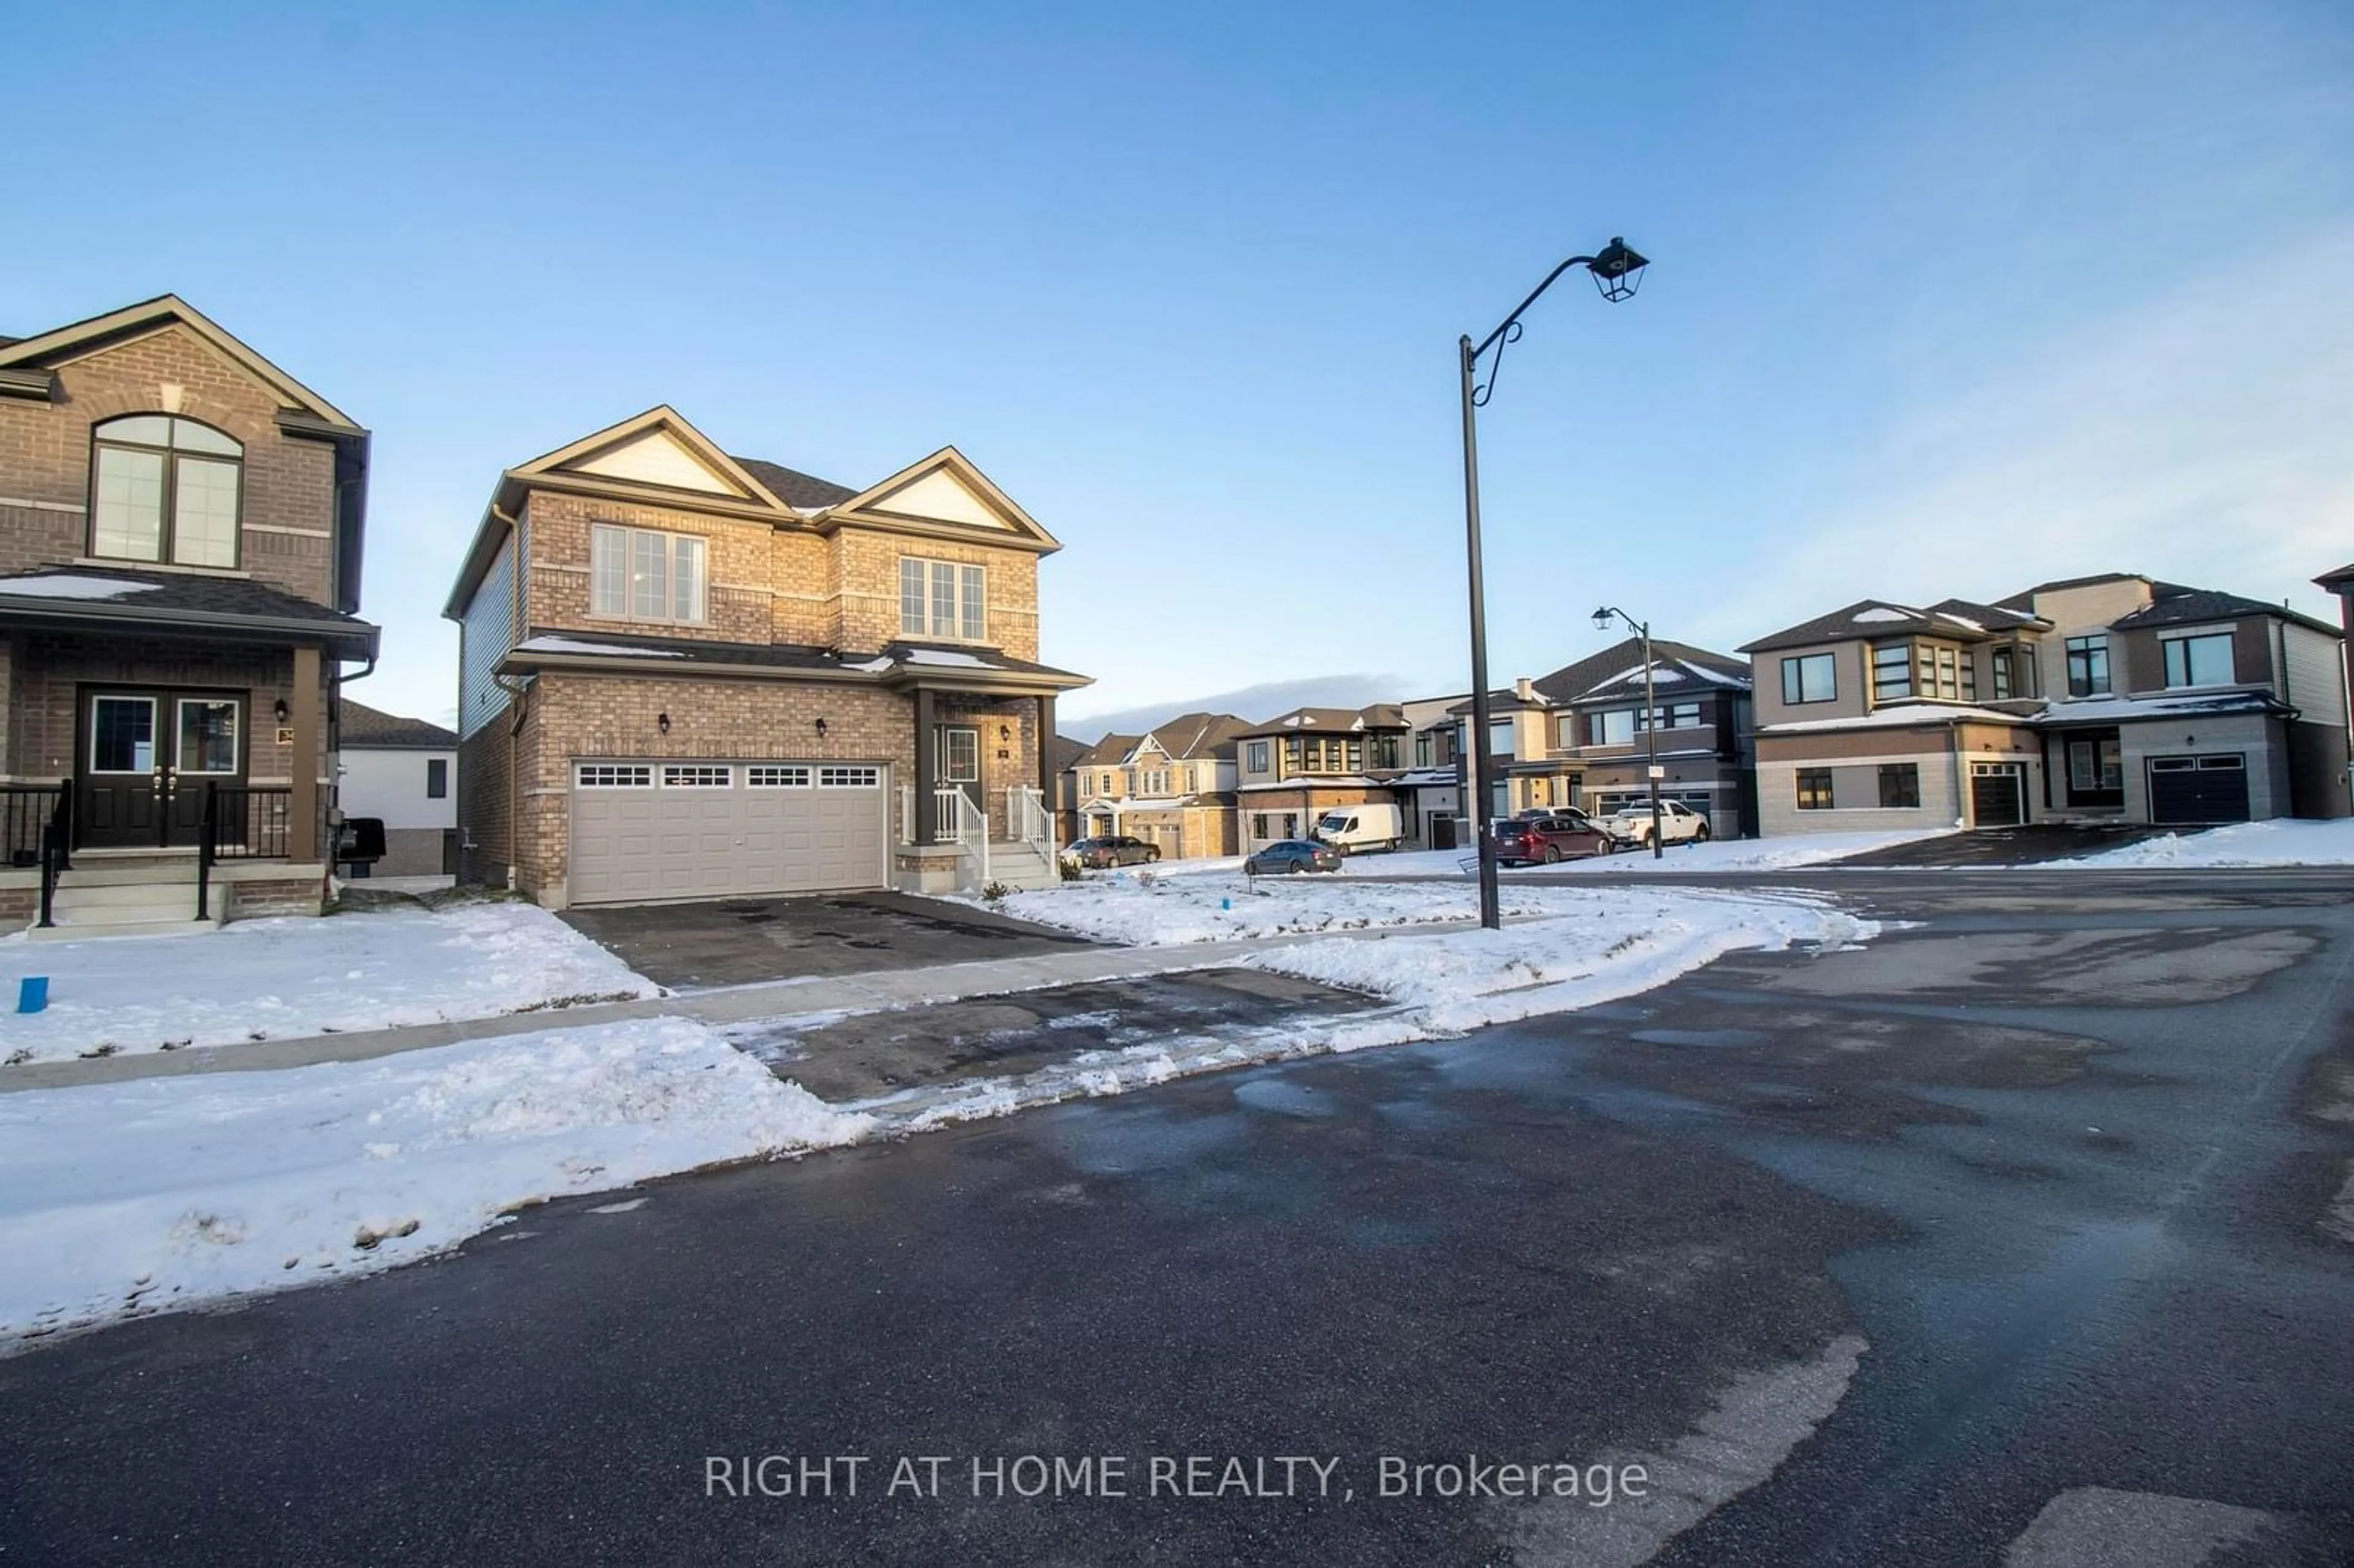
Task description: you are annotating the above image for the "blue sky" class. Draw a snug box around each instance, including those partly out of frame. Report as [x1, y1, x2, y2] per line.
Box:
[6, 2, 2349, 736]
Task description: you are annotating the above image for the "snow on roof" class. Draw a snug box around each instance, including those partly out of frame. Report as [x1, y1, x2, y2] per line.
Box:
[1760, 702, 2022, 734]
[901, 649, 994, 668]
[1851, 606, 1919, 623]
[2030, 690, 2277, 725]
[1936, 612, 1986, 632]
[0, 573, 164, 601]
[514, 636, 688, 658]
[845, 656, 895, 673]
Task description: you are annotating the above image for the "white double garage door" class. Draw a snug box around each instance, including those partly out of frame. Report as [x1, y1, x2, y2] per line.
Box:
[569, 760, 889, 905]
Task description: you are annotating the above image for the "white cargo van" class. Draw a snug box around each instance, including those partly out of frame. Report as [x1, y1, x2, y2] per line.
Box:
[1311, 804, 1403, 854]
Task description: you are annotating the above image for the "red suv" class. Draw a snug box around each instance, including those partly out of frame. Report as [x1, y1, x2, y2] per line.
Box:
[1490, 810, 1612, 866]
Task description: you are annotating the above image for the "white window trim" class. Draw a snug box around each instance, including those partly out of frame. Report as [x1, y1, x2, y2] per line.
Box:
[898, 555, 989, 644]
[590, 522, 710, 626]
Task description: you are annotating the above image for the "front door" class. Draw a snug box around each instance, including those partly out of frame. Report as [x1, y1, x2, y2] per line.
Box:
[937, 725, 983, 820]
[78, 688, 246, 848]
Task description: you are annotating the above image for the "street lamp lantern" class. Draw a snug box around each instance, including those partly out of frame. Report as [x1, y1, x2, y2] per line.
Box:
[1586, 238, 1649, 302]
[1590, 606, 1613, 631]
[1458, 235, 1650, 928]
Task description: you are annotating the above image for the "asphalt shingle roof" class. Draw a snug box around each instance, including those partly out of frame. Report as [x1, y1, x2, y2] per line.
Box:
[1235, 704, 1406, 740]
[0, 566, 376, 650]
[1533, 637, 1751, 702]
[2111, 588, 2341, 638]
[340, 699, 457, 749]
[730, 456, 858, 510]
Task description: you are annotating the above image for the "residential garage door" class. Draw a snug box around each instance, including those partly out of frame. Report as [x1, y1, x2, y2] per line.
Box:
[2148, 755, 2250, 825]
[569, 761, 889, 905]
[1970, 763, 2025, 827]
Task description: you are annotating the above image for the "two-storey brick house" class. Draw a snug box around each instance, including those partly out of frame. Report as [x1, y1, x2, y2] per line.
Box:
[1742, 574, 2347, 835]
[443, 406, 1089, 906]
[0, 297, 376, 934]
[1067, 711, 1249, 859]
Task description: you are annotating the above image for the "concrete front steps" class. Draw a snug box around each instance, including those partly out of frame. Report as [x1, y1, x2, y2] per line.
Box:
[982, 840, 1059, 892]
[29, 850, 220, 941]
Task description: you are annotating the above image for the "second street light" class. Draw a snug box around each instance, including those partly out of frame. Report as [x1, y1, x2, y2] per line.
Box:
[1593, 604, 1666, 860]
[1459, 236, 1648, 929]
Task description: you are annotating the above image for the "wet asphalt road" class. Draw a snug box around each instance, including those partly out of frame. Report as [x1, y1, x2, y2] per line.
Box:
[4, 871, 2353, 1566]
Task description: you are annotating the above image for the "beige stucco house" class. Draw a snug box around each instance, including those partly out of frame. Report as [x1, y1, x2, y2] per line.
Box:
[443, 406, 1089, 906]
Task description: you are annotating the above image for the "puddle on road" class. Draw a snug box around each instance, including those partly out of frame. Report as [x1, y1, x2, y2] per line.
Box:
[1765, 927, 2315, 1006]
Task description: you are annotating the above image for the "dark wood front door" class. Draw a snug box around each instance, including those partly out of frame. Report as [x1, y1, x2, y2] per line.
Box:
[937, 725, 983, 818]
[78, 688, 247, 848]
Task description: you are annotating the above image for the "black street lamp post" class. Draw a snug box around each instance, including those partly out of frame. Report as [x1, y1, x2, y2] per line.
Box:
[1592, 604, 1665, 859]
[1459, 237, 1648, 928]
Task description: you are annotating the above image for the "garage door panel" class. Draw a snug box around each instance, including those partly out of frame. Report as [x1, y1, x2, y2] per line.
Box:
[570, 762, 888, 905]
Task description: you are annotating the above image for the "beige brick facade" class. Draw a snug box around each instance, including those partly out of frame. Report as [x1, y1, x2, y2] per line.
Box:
[0, 325, 339, 603]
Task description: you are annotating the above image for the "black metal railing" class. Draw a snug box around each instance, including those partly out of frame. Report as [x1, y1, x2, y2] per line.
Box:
[198, 783, 295, 921]
[1, 783, 59, 870]
[4, 782, 73, 929]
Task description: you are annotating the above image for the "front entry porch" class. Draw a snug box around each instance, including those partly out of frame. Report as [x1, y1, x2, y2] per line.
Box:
[894, 681, 1067, 895]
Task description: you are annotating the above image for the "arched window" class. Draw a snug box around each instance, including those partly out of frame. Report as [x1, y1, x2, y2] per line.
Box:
[89, 415, 244, 568]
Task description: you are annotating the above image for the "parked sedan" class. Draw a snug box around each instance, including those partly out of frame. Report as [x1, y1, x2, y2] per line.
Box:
[1601, 798, 1711, 849]
[1063, 834, 1162, 869]
[1244, 839, 1345, 876]
[1490, 810, 1613, 866]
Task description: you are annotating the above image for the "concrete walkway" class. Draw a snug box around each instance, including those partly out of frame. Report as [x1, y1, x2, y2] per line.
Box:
[0, 922, 1480, 1096]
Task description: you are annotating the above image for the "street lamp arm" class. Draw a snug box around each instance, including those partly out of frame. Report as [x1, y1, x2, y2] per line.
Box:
[1469, 254, 1601, 363]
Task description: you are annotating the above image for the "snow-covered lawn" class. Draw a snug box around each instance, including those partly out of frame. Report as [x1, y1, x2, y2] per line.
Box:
[2042, 818, 2354, 868]
[0, 1016, 867, 1345]
[0, 900, 658, 1066]
[1326, 829, 1954, 879]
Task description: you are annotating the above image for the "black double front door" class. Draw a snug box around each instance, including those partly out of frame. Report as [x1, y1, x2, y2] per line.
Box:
[78, 688, 247, 848]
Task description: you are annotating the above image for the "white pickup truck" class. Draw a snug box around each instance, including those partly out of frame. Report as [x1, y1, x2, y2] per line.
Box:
[1601, 798, 1712, 849]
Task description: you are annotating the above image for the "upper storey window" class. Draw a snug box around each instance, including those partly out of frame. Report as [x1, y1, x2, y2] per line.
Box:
[90, 416, 243, 568]
[899, 557, 986, 642]
[591, 523, 706, 623]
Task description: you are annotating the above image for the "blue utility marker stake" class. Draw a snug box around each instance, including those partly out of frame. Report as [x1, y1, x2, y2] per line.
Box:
[1221, 897, 1232, 910]
[17, 975, 48, 1014]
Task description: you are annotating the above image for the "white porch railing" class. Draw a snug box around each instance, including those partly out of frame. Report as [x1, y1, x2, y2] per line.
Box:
[1008, 785, 1053, 857]
[936, 787, 989, 891]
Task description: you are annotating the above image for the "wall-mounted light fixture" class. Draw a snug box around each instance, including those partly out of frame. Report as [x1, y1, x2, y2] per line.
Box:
[999, 723, 1012, 742]
[273, 698, 290, 724]
[815, 717, 829, 738]
[658, 712, 671, 735]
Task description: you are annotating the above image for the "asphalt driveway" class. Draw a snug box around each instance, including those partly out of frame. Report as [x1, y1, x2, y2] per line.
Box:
[560, 890, 1095, 990]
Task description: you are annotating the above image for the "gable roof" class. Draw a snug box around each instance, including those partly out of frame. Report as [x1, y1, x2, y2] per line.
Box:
[1073, 733, 1141, 769]
[1533, 637, 1752, 704]
[820, 446, 1062, 554]
[0, 295, 360, 428]
[1739, 598, 2042, 653]
[340, 699, 458, 749]
[1137, 711, 1252, 762]
[2315, 563, 2354, 592]
[1235, 704, 1407, 740]
[1048, 734, 1090, 776]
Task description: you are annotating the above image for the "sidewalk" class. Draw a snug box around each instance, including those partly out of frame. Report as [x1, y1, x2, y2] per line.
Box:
[0, 923, 1480, 1096]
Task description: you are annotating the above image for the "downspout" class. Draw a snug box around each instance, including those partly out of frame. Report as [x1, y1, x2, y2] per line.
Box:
[1951, 716, 1968, 830]
[498, 503, 527, 892]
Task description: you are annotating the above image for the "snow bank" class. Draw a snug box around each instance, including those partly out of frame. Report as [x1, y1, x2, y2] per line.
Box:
[0, 1017, 868, 1345]
[1331, 831, 1952, 880]
[0, 900, 660, 1065]
[2043, 818, 2354, 868]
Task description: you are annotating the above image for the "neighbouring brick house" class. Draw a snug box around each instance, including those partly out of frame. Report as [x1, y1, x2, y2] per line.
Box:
[336, 699, 457, 878]
[1067, 711, 1249, 858]
[0, 297, 376, 934]
[1742, 573, 2348, 835]
[443, 406, 1089, 907]
[1233, 704, 1411, 853]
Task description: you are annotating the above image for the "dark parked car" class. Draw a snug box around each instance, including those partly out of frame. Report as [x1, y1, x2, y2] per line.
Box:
[1064, 834, 1160, 869]
[1244, 839, 1345, 876]
[1490, 810, 1612, 866]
